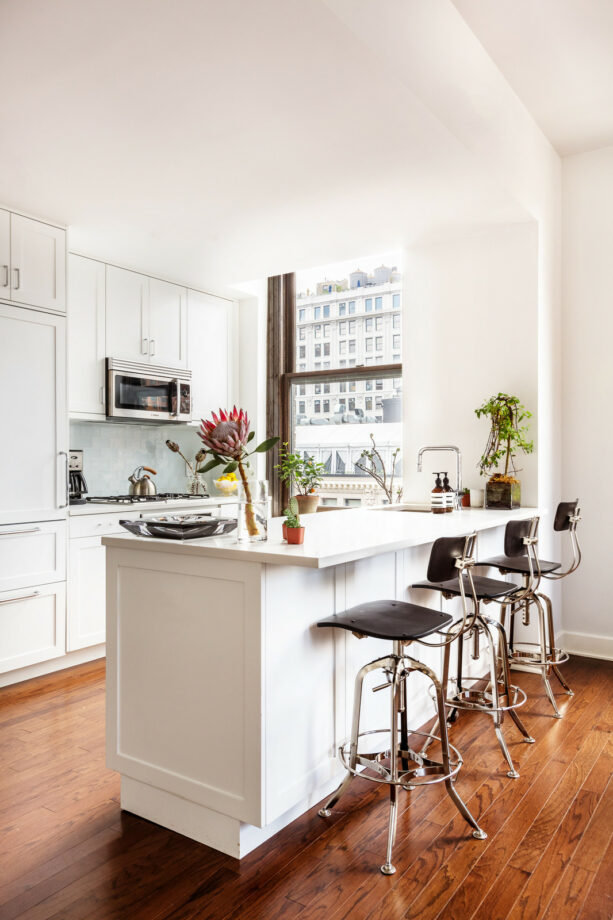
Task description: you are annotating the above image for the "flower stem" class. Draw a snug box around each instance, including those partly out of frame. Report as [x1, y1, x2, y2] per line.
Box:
[238, 460, 259, 536]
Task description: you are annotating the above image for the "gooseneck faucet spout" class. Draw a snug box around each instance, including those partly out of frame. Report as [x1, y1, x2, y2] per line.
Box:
[417, 446, 463, 508]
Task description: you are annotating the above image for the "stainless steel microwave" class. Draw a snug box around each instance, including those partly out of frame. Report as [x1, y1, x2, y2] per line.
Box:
[106, 359, 192, 422]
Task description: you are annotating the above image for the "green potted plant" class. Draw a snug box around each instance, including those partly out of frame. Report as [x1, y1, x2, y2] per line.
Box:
[283, 497, 304, 545]
[275, 444, 325, 514]
[475, 393, 534, 509]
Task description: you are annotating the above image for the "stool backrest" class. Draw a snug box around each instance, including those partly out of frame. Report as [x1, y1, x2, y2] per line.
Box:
[553, 500, 579, 532]
[504, 519, 537, 557]
[427, 534, 473, 583]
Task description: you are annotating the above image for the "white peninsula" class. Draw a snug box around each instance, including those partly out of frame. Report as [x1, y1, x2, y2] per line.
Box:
[103, 506, 537, 858]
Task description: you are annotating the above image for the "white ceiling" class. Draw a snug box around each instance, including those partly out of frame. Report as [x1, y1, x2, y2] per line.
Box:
[453, 0, 613, 157]
[0, 0, 532, 293]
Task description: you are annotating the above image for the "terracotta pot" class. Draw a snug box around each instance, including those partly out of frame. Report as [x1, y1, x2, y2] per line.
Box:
[282, 522, 288, 541]
[485, 479, 521, 510]
[286, 526, 305, 545]
[295, 493, 320, 514]
[461, 492, 470, 508]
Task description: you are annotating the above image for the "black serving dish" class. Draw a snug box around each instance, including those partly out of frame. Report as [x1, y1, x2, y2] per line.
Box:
[119, 514, 237, 540]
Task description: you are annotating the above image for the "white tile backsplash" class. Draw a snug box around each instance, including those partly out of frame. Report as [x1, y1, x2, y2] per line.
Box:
[70, 420, 208, 496]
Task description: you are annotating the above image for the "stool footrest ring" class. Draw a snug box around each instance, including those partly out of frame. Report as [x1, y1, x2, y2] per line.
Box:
[509, 643, 569, 667]
[429, 678, 527, 714]
[338, 728, 462, 789]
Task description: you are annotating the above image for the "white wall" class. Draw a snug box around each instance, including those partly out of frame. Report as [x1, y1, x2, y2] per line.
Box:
[561, 147, 613, 658]
[402, 223, 539, 504]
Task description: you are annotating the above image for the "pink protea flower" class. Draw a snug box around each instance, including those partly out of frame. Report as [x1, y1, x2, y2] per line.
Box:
[199, 407, 250, 459]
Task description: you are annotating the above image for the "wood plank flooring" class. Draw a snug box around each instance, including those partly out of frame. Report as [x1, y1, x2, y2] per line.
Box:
[0, 656, 611, 920]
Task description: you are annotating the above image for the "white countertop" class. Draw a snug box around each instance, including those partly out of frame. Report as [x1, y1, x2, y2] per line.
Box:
[70, 495, 238, 515]
[102, 506, 539, 569]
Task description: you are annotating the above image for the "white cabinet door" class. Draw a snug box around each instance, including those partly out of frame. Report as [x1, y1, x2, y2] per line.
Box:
[0, 521, 66, 592]
[106, 265, 148, 363]
[0, 305, 67, 525]
[0, 209, 9, 296]
[188, 290, 235, 421]
[10, 214, 66, 312]
[0, 582, 66, 674]
[68, 536, 106, 651]
[148, 278, 187, 368]
[68, 255, 106, 416]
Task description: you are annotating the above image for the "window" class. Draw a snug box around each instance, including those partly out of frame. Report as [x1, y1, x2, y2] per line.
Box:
[338, 397, 346, 409]
[340, 359, 346, 367]
[393, 313, 401, 329]
[298, 345, 305, 358]
[315, 383, 321, 394]
[315, 362, 321, 369]
[339, 341, 346, 355]
[348, 340, 356, 354]
[348, 358, 356, 367]
[376, 336, 383, 350]
[323, 382, 330, 393]
[376, 379, 383, 390]
[298, 401, 305, 414]
[366, 380, 373, 391]
[348, 398, 355, 411]
[349, 301, 356, 314]
[323, 304, 330, 318]
[393, 354, 400, 362]
[393, 334, 400, 350]
[375, 296, 382, 311]
[365, 357, 373, 365]
[339, 302, 346, 316]
[365, 338, 373, 352]
[299, 363, 306, 371]
[314, 306, 321, 319]
[339, 381, 346, 393]
[365, 396, 373, 410]
[348, 320, 356, 333]
[321, 497, 338, 507]
[365, 298, 373, 312]
[344, 498, 361, 508]
[375, 316, 383, 330]
[323, 399, 330, 413]
[314, 344, 321, 358]
[314, 324, 321, 338]
[314, 400, 321, 413]
[324, 343, 330, 356]
[365, 317, 373, 331]
[299, 327, 305, 341]
[323, 361, 330, 369]
[299, 308, 306, 321]
[324, 324, 330, 337]
[393, 293, 400, 309]
[339, 321, 347, 335]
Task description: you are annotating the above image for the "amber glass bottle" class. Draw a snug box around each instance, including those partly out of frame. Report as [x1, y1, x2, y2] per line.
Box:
[431, 473, 445, 514]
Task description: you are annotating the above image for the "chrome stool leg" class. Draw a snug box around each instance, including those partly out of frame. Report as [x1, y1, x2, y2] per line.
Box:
[489, 617, 535, 745]
[534, 596, 562, 719]
[540, 592, 574, 695]
[482, 620, 520, 779]
[381, 664, 401, 875]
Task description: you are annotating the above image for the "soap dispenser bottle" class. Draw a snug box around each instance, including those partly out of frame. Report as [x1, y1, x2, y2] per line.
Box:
[442, 472, 454, 512]
[431, 473, 445, 514]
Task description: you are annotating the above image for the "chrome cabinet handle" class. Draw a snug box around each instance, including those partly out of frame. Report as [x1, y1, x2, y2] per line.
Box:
[13, 267, 20, 290]
[0, 526, 41, 537]
[150, 339, 155, 357]
[58, 451, 69, 508]
[100, 385, 105, 406]
[142, 338, 148, 355]
[1, 265, 8, 287]
[0, 590, 40, 606]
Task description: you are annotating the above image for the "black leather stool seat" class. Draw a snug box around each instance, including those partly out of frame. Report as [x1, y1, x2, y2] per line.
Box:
[317, 600, 453, 642]
[412, 574, 521, 601]
[480, 555, 561, 576]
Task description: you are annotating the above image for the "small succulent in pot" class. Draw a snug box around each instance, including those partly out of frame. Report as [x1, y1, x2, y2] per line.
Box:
[283, 497, 304, 545]
[197, 407, 278, 536]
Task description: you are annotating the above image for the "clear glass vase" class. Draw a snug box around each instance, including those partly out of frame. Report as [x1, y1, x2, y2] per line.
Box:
[237, 480, 270, 543]
[186, 472, 208, 495]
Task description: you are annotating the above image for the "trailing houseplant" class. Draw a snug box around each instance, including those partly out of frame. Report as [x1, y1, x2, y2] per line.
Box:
[197, 407, 278, 537]
[275, 443, 325, 514]
[283, 497, 304, 545]
[475, 393, 534, 509]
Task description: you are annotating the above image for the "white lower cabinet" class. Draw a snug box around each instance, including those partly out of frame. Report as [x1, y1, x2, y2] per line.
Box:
[0, 582, 66, 674]
[68, 536, 106, 651]
[0, 521, 66, 592]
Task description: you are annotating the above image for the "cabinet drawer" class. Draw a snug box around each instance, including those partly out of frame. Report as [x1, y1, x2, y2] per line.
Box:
[69, 511, 140, 539]
[0, 582, 66, 673]
[0, 521, 66, 591]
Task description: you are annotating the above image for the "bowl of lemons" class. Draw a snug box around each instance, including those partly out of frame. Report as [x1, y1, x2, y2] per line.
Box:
[214, 471, 239, 495]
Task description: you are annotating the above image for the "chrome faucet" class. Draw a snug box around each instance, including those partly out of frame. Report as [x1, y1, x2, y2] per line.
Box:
[417, 446, 463, 509]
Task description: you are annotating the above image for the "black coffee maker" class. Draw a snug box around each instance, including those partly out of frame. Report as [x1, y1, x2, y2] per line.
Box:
[69, 450, 88, 504]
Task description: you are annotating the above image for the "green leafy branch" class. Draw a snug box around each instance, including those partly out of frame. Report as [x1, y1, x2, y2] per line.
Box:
[475, 392, 534, 479]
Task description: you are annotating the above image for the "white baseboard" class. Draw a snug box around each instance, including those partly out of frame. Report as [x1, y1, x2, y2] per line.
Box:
[0, 645, 106, 687]
[558, 630, 613, 662]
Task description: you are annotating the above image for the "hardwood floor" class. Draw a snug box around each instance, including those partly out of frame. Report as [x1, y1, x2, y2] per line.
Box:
[0, 656, 611, 920]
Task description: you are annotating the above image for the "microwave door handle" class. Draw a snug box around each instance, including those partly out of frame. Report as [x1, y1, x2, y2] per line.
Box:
[172, 378, 180, 417]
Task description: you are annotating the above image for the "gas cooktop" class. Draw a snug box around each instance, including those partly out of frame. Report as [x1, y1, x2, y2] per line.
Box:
[86, 493, 210, 504]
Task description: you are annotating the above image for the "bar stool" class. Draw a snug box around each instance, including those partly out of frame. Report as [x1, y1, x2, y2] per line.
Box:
[411, 530, 536, 779]
[479, 502, 581, 718]
[317, 534, 487, 876]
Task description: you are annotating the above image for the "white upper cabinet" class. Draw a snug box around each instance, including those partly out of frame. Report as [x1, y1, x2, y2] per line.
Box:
[68, 255, 106, 417]
[105, 265, 148, 364]
[148, 278, 187, 368]
[0, 210, 9, 294]
[10, 214, 66, 313]
[0, 305, 67, 524]
[188, 290, 236, 422]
